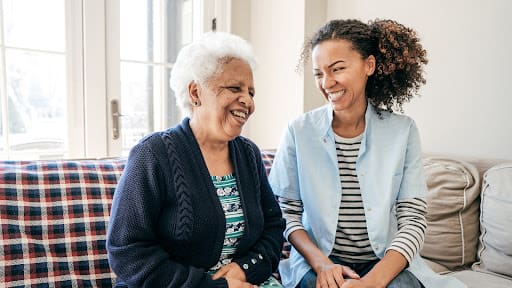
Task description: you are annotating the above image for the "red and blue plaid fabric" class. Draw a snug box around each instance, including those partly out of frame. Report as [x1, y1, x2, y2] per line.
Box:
[0, 159, 126, 288]
[260, 150, 276, 176]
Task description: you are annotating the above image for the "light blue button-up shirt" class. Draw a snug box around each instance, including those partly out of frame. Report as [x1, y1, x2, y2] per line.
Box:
[269, 104, 465, 288]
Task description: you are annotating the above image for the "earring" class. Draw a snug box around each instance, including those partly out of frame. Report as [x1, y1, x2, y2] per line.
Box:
[193, 101, 199, 107]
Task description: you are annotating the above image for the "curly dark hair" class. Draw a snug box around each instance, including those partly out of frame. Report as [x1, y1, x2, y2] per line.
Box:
[300, 19, 428, 113]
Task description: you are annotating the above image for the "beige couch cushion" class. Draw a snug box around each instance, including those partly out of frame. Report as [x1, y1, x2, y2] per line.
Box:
[472, 163, 512, 279]
[421, 158, 480, 271]
[450, 270, 512, 288]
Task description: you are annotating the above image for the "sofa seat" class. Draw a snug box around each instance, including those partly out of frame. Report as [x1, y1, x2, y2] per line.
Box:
[1, 152, 511, 287]
[0, 159, 126, 287]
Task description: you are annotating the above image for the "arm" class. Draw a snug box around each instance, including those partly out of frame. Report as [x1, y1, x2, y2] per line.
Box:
[107, 140, 227, 288]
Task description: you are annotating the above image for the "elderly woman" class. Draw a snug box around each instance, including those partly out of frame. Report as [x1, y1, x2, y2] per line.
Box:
[107, 32, 284, 288]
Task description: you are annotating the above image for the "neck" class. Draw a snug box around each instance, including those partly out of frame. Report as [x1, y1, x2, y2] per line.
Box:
[189, 117, 229, 152]
[189, 116, 232, 176]
[332, 101, 367, 138]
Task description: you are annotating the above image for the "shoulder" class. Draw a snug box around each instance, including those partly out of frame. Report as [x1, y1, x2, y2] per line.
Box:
[130, 120, 192, 159]
[288, 104, 331, 133]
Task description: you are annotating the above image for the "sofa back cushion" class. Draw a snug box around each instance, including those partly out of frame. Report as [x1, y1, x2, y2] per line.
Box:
[421, 158, 481, 271]
[0, 159, 126, 287]
[472, 163, 512, 279]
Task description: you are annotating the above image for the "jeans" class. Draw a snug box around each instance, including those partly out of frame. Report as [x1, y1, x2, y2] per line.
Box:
[298, 256, 424, 288]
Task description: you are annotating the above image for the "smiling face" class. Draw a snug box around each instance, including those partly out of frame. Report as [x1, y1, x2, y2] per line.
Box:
[312, 39, 375, 114]
[190, 58, 255, 142]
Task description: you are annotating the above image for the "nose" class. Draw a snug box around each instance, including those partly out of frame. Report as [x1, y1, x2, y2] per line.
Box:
[322, 74, 336, 90]
[238, 91, 253, 106]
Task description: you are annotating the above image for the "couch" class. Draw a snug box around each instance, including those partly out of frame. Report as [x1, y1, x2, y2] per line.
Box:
[1, 152, 511, 287]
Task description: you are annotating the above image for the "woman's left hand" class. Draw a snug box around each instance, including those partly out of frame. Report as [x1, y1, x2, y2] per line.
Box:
[212, 262, 247, 282]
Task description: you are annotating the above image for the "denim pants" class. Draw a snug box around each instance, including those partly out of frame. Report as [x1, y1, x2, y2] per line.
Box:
[298, 256, 424, 288]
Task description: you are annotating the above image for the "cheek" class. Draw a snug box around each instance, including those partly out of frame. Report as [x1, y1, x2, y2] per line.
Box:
[250, 100, 255, 114]
[315, 78, 323, 90]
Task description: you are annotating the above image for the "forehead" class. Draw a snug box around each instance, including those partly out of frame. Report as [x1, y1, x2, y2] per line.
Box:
[312, 39, 361, 67]
[213, 58, 254, 82]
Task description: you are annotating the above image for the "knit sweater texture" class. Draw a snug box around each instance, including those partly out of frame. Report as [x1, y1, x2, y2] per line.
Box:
[107, 118, 284, 287]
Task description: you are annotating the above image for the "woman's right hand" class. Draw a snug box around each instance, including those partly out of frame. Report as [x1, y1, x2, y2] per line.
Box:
[226, 277, 258, 288]
[315, 262, 360, 288]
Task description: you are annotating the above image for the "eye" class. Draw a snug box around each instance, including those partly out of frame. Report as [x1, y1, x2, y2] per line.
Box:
[313, 72, 323, 78]
[226, 86, 241, 93]
[249, 90, 255, 98]
[333, 66, 345, 72]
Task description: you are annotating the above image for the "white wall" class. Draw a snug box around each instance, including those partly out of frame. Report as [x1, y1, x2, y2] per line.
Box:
[325, 0, 512, 159]
[236, 0, 326, 149]
[243, 0, 305, 149]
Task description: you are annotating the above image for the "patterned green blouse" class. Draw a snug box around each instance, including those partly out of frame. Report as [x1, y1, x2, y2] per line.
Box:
[209, 174, 246, 272]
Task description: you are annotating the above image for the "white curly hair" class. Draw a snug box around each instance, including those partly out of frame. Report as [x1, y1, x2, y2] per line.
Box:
[169, 31, 257, 118]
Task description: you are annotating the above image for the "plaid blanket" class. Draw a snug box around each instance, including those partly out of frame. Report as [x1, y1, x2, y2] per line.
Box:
[0, 159, 126, 288]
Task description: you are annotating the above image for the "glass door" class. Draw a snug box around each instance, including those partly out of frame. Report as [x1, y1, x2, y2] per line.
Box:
[107, 0, 207, 156]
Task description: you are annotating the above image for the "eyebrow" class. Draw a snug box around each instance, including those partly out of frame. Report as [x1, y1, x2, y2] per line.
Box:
[328, 60, 345, 68]
[313, 60, 345, 71]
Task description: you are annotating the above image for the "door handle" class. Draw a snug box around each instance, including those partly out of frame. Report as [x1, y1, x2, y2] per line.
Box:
[111, 99, 121, 140]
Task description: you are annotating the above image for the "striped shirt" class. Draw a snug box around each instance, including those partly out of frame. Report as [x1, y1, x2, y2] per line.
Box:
[332, 133, 377, 262]
[278, 133, 427, 264]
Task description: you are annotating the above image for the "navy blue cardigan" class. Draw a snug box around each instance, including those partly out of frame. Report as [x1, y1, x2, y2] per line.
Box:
[107, 118, 284, 287]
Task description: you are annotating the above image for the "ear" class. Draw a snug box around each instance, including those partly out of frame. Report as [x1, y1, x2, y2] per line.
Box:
[188, 81, 200, 104]
[366, 55, 376, 76]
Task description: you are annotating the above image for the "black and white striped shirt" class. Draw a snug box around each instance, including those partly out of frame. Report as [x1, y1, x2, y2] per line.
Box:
[278, 133, 427, 263]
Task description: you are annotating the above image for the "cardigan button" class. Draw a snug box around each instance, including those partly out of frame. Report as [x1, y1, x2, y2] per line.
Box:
[251, 258, 257, 264]
[243, 264, 249, 270]
[258, 254, 263, 259]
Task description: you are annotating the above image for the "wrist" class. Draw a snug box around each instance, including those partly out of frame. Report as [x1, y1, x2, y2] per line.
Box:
[361, 275, 385, 288]
[310, 257, 333, 274]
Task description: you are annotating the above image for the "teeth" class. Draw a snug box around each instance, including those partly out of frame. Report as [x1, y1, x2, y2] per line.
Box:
[328, 90, 344, 100]
[231, 110, 247, 119]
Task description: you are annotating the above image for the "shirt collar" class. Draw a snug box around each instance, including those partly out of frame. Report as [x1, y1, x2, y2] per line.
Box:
[318, 102, 376, 137]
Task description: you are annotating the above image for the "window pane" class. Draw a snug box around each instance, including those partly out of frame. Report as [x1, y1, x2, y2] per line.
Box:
[120, 0, 192, 63]
[120, 62, 155, 153]
[3, 0, 65, 52]
[120, 0, 164, 62]
[118, 0, 195, 155]
[166, 67, 180, 125]
[5, 49, 66, 158]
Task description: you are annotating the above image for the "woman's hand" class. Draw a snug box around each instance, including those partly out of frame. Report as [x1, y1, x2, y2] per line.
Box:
[212, 262, 258, 288]
[225, 278, 258, 288]
[211, 262, 247, 282]
[315, 263, 360, 288]
[211, 263, 257, 288]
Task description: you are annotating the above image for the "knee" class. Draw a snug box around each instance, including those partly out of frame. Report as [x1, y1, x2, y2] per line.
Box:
[298, 269, 317, 288]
